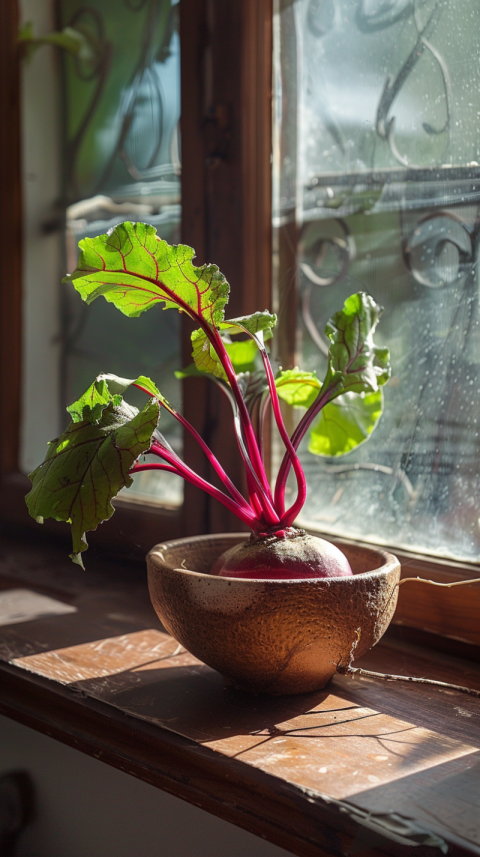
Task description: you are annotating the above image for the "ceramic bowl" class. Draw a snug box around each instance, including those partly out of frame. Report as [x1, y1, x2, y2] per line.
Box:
[147, 533, 400, 695]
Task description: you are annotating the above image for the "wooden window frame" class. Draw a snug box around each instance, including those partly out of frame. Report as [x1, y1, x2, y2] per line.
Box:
[0, 0, 272, 549]
[0, 0, 181, 551]
[180, 0, 273, 537]
[1, 0, 480, 652]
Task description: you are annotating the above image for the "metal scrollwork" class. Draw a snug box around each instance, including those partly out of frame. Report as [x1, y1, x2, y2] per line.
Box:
[59, 0, 180, 413]
[356, 0, 413, 32]
[300, 232, 355, 287]
[65, 7, 111, 199]
[116, 65, 165, 180]
[375, 0, 452, 167]
[404, 212, 473, 288]
[307, 0, 336, 38]
[63, 0, 177, 201]
[299, 220, 356, 355]
[93, 0, 174, 193]
[70, 7, 107, 81]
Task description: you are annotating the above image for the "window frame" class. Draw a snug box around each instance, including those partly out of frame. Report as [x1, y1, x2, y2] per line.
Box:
[270, 0, 480, 649]
[0, 0, 273, 549]
[179, 0, 273, 536]
[1, 0, 480, 651]
[0, 0, 184, 551]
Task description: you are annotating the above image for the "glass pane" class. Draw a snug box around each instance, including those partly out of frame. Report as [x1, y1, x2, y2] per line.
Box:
[273, 0, 480, 561]
[59, 0, 182, 506]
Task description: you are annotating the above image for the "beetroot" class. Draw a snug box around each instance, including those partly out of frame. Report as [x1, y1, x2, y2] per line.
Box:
[26, 221, 390, 573]
[211, 528, 353, 580]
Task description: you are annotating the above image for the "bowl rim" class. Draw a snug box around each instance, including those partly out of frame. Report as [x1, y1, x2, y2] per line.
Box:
[147, 533, 400, 585]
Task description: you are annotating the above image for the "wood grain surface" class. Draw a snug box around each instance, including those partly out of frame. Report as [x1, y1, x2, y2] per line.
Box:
[0, 530, 479, 857]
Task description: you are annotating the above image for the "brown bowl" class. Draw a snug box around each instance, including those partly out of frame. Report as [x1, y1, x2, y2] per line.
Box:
[147, 533, 400, 695]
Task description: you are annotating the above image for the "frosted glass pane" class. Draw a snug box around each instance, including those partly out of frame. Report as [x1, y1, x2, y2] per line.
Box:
[59, 0, 182, 506]
[273, 0, 480, 560]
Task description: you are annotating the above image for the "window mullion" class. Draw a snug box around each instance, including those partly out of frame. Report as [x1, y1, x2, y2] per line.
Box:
[180, 0, 273, 536]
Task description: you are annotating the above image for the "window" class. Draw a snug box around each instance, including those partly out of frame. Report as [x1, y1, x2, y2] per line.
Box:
[273, 0, 480, 564]
[0, 0, 272, 545]
[1, 0, 479, 646]
[19, 0, 182, 507]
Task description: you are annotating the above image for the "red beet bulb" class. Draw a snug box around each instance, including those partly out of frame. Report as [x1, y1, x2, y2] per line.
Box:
[211, 528, 353, 580]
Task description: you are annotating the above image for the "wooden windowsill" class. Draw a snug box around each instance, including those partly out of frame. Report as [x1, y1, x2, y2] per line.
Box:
[0, 529, 479, 857]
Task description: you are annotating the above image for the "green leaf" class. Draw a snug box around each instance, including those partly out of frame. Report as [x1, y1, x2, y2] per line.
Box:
[18, 21, 34, 42]
[325, 292, 390, 396]
[191, 328, 224, 378]
[19, 23, 93, 63]
[42, 26, 93, 58]
[64, 222, 230, 328]
[66, 373, 166, 424]
[190, 334, 260, 380]
[133, 374, 164, 399]
[66, 376, 122, 424]
[308, 390, 383, 456]
[220, 311, 277, 341]
[225, 340, 258, 373]
[275, 368, 321, 409]
[174, 363, 208, 380]
[25, 399, 160, 566]
[191, 310, 276, 380]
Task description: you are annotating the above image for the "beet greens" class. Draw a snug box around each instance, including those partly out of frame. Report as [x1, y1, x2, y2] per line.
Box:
[26, 222, 390, 565]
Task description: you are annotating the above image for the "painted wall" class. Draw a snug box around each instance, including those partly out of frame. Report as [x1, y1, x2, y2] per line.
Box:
[19, 0, 62, 474]
[0, 714, 291, 857]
